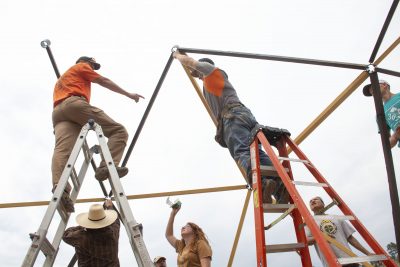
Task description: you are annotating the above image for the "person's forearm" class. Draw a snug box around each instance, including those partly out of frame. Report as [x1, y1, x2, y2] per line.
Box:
[389, 133, 398, 148]
[165, 213, 175, 238]
[174, 53, 197, 68]
[348, 236, 371, 255]
[95, 77, 129, 97]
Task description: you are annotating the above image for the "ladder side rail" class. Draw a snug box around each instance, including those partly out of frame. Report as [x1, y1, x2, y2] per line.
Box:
[250, 140, 267, 267]
[275, 139, 313, 267]
[285, 137, 398, 266]
[22, 124, 91, 267]
[257, 132, 341, 267]
[43, 147, 96, 267]
[93, 124, 154, 267]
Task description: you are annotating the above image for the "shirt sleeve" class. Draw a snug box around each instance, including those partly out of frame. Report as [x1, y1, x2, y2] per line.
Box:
[195, 62, 215, 77]
[197, 240, 212, 260]
[78, 64, 101, 82]
[340, 220, 356, 239]
[62, 226, 85, 246]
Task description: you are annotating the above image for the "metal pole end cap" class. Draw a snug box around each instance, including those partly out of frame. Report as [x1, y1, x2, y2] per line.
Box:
[40, 39, 51, 48]
[171, 45, 179, 53]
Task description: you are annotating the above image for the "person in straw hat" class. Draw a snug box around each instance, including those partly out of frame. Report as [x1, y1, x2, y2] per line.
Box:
[62, 199, 120, 266]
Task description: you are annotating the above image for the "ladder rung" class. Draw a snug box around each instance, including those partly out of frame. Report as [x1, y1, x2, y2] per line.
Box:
[266, 243, 305, 253]
[57, 204, 68, 222]
[70, 167, 80, 189]
[41, 236, 56, 257]
[338, 255, 387, 264]
[292, 181, 328, 187]
[263, 204, 295, 213]
[314, 215, 355, 221]
[278, 156, 310, 164]
[29, 233, 55, 257]
[260, 165, 289, 177]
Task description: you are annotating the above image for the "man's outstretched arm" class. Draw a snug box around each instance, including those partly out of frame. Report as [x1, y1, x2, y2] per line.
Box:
[93, 76, 144, 102]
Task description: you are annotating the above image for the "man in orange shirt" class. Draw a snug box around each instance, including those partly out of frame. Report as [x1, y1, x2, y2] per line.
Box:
[52, 56, 144, 212]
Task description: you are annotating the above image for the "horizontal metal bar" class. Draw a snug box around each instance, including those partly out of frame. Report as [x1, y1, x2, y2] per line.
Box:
[278, 157, 309, 164]
[376, 67, 400, 78]
[338, 255, 387, 264]
[263, 204, 295, 213]
[260, 165, 289, 176]
[292, 181, 328, 187]
[314, 215, 354, 221]
[177, 47, 366, 71]
[266, 243, 305, 253]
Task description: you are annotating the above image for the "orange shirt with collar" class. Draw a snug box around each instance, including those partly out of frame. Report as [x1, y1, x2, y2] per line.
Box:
[53, 63, 101, 107]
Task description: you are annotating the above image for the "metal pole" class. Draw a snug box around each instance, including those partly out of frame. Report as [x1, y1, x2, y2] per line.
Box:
[369, 70, 400, 261]
[108, 53, 174, 197]
[40, 39, 109, 197]
[368, 0, 399, 63]
[177, 47, 366, 71]
[40, 39, 61, 78]
[121, 53, 174, 167]
[376, 67, 400, 78]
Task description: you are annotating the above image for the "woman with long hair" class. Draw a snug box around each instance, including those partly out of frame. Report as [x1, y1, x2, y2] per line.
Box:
[165, 206, 212, 267]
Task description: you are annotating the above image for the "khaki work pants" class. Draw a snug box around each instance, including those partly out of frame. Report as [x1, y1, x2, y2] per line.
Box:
[51, 96, 128, 192]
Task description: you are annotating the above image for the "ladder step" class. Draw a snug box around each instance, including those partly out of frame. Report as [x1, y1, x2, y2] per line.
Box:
[292, 181, 328, 187]
[29, 233, 55, 257]
[266, 243, 305, 253]
[260, 165, 289, 177]
[338, 255, 387, 265]
[263, 204, 295, 213]
[278, 156, 310, 164]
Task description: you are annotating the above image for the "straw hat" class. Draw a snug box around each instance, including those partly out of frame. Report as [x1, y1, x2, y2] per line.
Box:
[76, 204, 118, 229]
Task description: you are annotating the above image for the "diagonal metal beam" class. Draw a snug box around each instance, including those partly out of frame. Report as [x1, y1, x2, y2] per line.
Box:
[121, 53, 174, 167]
[369, 0, 399, 63]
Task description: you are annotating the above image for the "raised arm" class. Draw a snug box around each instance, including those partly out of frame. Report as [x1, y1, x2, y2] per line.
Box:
[165, 207, 180, 248]
[92, 76, 144, 102]
[173, 52, 198, 69]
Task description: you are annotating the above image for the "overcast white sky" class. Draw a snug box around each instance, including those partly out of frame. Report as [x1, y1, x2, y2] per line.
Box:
[1, 0, 399, 266]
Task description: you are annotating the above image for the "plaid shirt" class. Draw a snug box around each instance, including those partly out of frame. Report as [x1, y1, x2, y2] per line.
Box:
[63, 219, 120, 267]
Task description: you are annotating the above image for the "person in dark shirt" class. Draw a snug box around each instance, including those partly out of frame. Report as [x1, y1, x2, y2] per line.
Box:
[63, 199, 120, 267]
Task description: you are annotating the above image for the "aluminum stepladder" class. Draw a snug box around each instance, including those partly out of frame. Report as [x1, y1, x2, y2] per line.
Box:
[250, 125, 396, 267]
[22, 120, 154, 267]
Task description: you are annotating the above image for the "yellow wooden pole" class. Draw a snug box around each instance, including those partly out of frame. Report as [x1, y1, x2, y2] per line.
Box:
[227, 189, 252, 267]
[0, 185, 246, 209]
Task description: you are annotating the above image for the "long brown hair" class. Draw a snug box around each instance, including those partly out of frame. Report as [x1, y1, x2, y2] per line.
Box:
[179, 222, 211, 253]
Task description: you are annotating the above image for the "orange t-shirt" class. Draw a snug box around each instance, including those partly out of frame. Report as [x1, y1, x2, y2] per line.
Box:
[53, 63, 101, 107]
[203, 68, 225, 97]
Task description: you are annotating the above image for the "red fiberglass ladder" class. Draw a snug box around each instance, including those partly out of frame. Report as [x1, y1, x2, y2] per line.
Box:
[250, 125, 396, 267]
